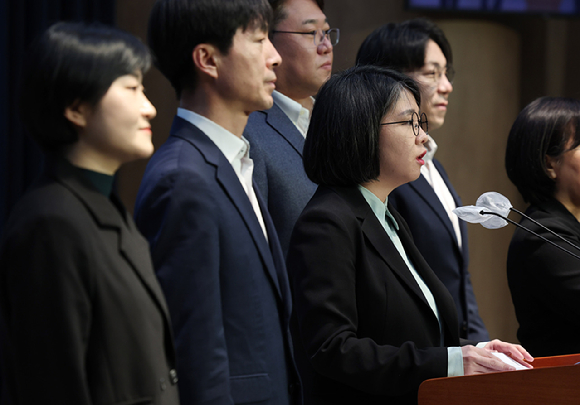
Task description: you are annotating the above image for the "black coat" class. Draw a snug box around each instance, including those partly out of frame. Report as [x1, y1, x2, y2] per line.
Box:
[389, 159, 488, 341]
[507, 198, 580, 357]
[287, 185, 467, 405]
[0, 158, 179, 405]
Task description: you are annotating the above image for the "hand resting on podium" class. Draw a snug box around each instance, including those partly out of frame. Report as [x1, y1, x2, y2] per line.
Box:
[462, 339, 533, 375]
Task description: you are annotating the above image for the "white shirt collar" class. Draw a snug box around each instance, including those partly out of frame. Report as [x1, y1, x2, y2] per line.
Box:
[424, 134, 438, 163]
[418, 133, 462, 249]
[272, 90, 312, 138]
[176, 108, 268, 239]
[177, 108, 249, 164]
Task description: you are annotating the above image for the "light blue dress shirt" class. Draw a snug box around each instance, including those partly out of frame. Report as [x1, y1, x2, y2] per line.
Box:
[358, 185, 464, 377]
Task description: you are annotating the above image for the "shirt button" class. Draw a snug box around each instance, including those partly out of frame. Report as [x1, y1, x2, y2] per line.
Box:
[160, 377, 167, 391]
[169, 369, 178, 385]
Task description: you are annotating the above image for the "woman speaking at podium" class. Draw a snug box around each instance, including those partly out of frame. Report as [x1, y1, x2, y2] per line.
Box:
[287, 65, 532, 405]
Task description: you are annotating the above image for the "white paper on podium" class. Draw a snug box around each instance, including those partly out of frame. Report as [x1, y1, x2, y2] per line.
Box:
[492, 352, 528, 370]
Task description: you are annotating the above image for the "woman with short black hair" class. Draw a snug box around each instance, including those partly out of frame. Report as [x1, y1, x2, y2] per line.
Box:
[506, 96, 580, 357]
[0, 22, 179, 405]
[356, 18, 490, 343]
[287, 65, 532, 405]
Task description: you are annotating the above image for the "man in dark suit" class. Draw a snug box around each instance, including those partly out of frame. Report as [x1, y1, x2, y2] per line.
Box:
[356, 19, 489, 341]
[244, 0, 337, 256]
[134, 1, 299, 404]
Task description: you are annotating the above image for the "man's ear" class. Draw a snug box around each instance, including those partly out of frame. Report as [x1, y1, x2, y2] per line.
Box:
[64, 100, 90, 129]
[545, 155, 559, 180]
[192, 43, 220, 79]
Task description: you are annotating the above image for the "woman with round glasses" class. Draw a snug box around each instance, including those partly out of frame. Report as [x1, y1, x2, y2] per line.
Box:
[286, 65, 532, 405]
[0, 22, 179, 404]
[357, 18, 490, 344]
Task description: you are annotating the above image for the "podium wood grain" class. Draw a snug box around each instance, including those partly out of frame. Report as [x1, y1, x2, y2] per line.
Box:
[418, 354, 580, 405]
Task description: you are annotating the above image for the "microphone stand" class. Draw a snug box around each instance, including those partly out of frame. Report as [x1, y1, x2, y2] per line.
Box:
[509, 207, 580, 253]
[480, 210, 580, 261]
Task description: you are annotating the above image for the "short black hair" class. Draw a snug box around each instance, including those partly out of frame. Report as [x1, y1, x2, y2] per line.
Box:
[506, 97, 580, 206]
[356, 18, 452, 72]
[19, 22, 151, 152]
[148, 0, 272, 98]
[268, 0, 325, 30]
[304, 65, 421, 186]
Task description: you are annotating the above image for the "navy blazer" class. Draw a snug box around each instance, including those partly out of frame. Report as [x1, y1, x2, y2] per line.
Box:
[389, 159, 489, 341]
[135, 117, 299, 405]
[244, 104, 317, 257]
[287, 185, 467, 405]
[507, 198, 580, 356]
[0, 158, 179, 405]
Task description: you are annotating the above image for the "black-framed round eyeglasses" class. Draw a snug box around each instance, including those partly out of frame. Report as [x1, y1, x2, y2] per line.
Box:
[271, 28, 340, 46]
[381, 112, 428, 137]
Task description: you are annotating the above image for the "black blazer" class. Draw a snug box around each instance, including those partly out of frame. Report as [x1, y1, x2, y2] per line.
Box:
[287, 185, 466, 405]
[0, 158, 179, 405]
[507, 198, 580, 356]
[389, 159, 488, 340]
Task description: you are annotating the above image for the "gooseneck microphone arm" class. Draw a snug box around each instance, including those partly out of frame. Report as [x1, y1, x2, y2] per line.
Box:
[455, 191, 580, 261]
[509, 207, 580, 253]
[480, 210, 580, 261]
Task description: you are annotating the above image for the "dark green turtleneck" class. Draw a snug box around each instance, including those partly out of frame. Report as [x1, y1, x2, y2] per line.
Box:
[77, 168, 115, 197]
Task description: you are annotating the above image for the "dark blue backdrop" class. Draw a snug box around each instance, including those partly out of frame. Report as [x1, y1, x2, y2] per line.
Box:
[406, 0, 580, 14]
[0, 0, 116, 235]
[0, 2, 116, 403]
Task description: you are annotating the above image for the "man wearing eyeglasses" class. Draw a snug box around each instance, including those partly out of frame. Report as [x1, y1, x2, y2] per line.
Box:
[357, 18, 490, 342]
[244, 0, 337, 257]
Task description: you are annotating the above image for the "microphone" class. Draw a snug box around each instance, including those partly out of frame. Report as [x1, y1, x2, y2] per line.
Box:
[453, 192, 580, 260]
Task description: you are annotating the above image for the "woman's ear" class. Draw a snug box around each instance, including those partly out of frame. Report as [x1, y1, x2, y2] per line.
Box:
[545, 155, 559, 180]
[192, 43, 219, 79]
[64, 99, 90, 129]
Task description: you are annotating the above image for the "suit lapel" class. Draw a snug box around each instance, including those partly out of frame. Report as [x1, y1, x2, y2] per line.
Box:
[333, 186, 459, 342]
[394, 207, 459, 343]
[215, 160, 284, 300]
[113, 197, 173, 318]
[50, 159, 173, 323]
[171, 118, 284, 302]
[337, 187, 431, 308]
[408, 174, 461, 248]
[263, 104, 306, 156]
[256, 185, 292, 320]
[361, 217, 432, 309]
[433, 159, 469, 256]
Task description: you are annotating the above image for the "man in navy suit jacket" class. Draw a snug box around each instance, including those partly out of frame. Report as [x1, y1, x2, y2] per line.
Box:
[134, 1, 300, 404]
[356, 19, 489, 341]
[244, 0, 337, 257]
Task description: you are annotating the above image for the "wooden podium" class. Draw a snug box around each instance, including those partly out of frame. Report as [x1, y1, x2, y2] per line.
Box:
[418, 353, 580, 405]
